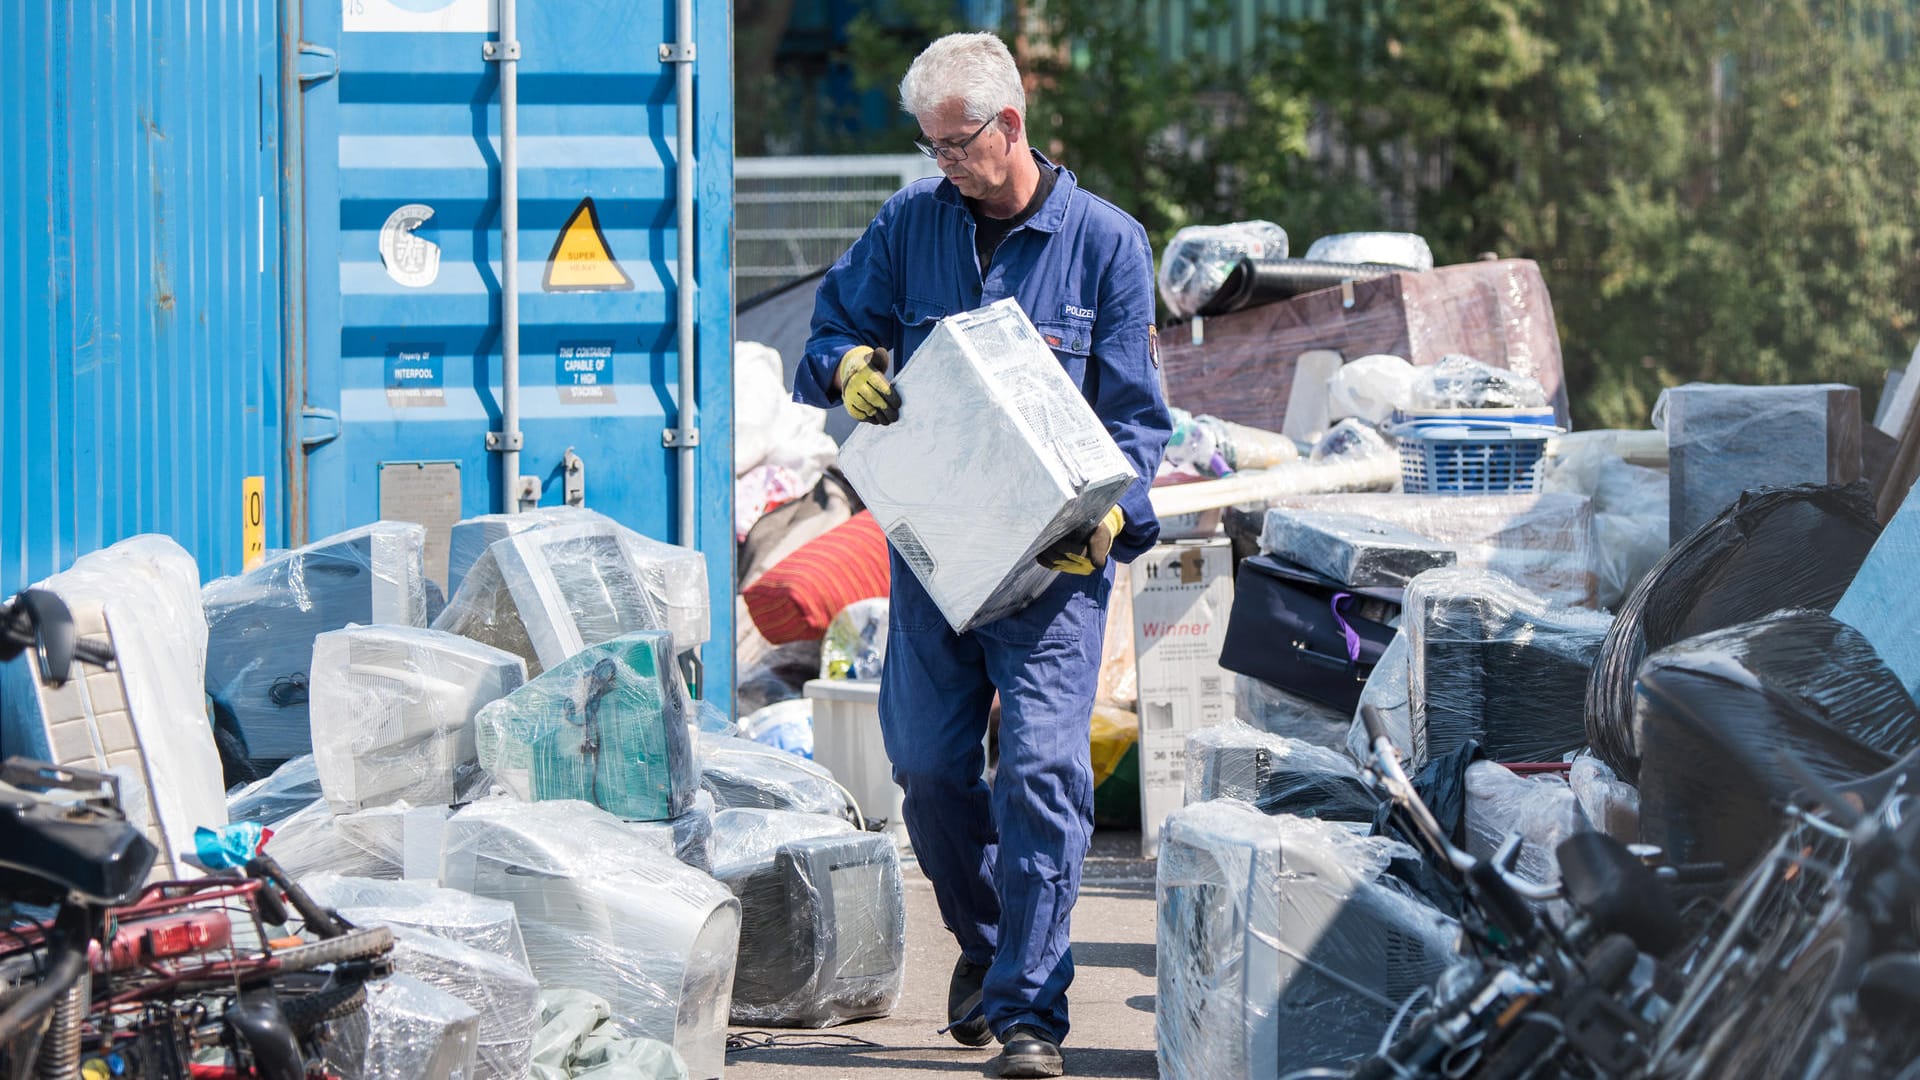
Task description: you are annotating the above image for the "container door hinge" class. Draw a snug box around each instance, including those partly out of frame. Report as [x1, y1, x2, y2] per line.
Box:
[658, 43, 696, 63]
[296, 43, 338, 86]
[562, 447, 586, 506]
[485, 431, 524, 452]
[299, 406, 340, 449]
[661, 427, 700, 448]
[483, 40, 521, 61]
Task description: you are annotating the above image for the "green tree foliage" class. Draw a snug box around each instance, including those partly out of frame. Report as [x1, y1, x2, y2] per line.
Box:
[833, 0, 1920, 427]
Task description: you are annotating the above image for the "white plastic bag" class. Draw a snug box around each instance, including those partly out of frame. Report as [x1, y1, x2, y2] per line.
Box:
[1326, 354, 1417, 424]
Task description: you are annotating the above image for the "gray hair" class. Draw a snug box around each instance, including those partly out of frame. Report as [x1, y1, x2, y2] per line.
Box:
[899, 32, 1026, 124]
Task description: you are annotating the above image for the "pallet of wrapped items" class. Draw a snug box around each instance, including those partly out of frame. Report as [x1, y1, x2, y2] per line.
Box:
[309, 626, 525, 814]
[439, 797, 740, 1080]
[708, 808, 906, 1028]
[0, 535, 224, 879]
[1156, 802, 1459, 1079]
[204, 522, 429, 774]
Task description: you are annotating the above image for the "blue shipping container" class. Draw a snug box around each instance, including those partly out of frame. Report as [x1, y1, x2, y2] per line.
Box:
[2, 0, 736, 703]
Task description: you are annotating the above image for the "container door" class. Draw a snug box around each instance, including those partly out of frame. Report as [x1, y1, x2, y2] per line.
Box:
[287, 0, 734, 702]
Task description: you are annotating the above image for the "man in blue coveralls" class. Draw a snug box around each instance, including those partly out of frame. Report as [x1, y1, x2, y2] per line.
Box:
[791, 31, 1171, 1080]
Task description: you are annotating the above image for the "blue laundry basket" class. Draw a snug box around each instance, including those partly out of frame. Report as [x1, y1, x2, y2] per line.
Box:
[1392, 418, 1558, 495]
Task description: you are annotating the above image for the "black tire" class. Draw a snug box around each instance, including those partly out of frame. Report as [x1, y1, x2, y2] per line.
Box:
[272, 926, 392, 973]
[278, 979, 367, 1037]
[1705, 915, 1864, 1080]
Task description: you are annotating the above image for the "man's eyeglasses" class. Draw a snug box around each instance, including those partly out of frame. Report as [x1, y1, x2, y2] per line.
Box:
[914, 116, 995, 162]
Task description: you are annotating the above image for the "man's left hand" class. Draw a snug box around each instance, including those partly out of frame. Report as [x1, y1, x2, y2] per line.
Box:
[1036, 506, 1125, 575]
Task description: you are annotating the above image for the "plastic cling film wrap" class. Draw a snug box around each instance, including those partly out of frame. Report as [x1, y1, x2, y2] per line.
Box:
[1406, 354, 1548, 411]
[347, 973, 482, 1080]
[1158, 220, 1290, 318]
[1327, 355, 1418, 426]
[710, 812, 906, 1027]
[433, 519, 706, 679]
[1183, 723, 1378, 822]
[302, 874, 530, 968]
[1634, 610, 1920, 872]
[474, 632, 695, 822]
[439, 797, 741, 1080]
[386, 927, 541, 1079]
[1156, 802, 1459, 1079]
[1168, 410, 1301, 478]
[445, 507, 612, 602]
[1263, 492, 1597, 608]
[697, 732, 851, 820]
[1463, 762, 1580, 891]
[1259, 509, 1457, 589]
[1234, 675, 1353, 751]
[1303, 232, 1433, 272]
[1655, 382, 1863, 545]
[838, 299, 1134, 633]
[226, 755, 322, 827]
[1346, 630, 1413, 765]
[626, 789, 717, 873]
[310, 626, 526, 814]
[1586, 484, 1881, 780]
[820, 599, 889, 681]
[203, 522, 428, 773]
[260, 800, 434, 881]
[1406, 569, 1609, 768]
[1538, 434, 1669, 610]
[1569, 754, 1639, 842]
[2, 534, 224, 879]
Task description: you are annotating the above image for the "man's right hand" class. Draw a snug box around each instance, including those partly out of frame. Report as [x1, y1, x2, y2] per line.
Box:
[836, 346, 902, 425]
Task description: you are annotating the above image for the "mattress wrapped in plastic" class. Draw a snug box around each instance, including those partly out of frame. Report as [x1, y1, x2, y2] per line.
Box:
[1261, 492, 1597, 608]
[204, 522, 429, 773]
[697, 732, 851, 820]
[439, 797, 740, 1080]
[1183, 724, 1378, 822]
[474, 631, 695, 822]
[1407, 569, 1610, 767]
[310, 626, 525, 814]
[1586, 483, 1881, 780]
[1634, 610, 1920, 872]
[1156, 802, 1459, 1079]
[1258, 508, 1456, 590]
[433, 519, 707, 678]
[709, 809, 906, 1028]
[1, 535, 225, 879]
[341, 973, 481, 1080]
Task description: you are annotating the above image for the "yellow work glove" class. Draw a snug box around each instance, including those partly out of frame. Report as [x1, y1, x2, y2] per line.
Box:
[836, 346, 902, 425]
[1037, 506, 1126, 575]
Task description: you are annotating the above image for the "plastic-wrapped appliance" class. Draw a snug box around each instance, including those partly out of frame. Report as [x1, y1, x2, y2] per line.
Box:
[474, 632, 695, 822]
[1, 535, 226, 879]
[433, 520, 707, 677]
[262, 801, 447, 882]
[203, 522, 429, 772]
[1655, 382, 1863, 545]
[626, 789, 718, 873]
[1183, 724, 1378, 823]
[708, 809, 906, 1027]
[310, 626, 526, 813]
[1155, 802, 1459, 1079]
[1634, 610, 1920, 873]
[1258, 508, 1457, 589]
[342, 973, 481, 1080]
[697, 732, 851, 820]
[444, 506, 610, 600]
[1233, 675, 1351, 751]
[302, 874, 529, 967]
[1406, 569, 1610, 767]
[226, 755, 323, 827]
[1463, 762, 1580, 892]
[384, 927, 542, 1079]
[439, 797, 741, 1080]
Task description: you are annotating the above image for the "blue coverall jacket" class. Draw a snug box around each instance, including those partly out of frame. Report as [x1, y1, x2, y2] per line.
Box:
[794, 150, 1171, 1043]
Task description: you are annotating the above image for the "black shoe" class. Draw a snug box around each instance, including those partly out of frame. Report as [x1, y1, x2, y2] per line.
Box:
[995, 1026, 1064, 1078]
[946, 956, 992, 1047]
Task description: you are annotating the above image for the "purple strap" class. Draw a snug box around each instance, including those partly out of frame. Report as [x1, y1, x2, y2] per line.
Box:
[1330, 592, 1362, 665]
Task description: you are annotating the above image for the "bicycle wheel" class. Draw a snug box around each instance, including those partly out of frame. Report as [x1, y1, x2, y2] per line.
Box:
[278, 978, 367, 1038]
[271, 925, 392, 973]
[1703, 915, 1863, 1080]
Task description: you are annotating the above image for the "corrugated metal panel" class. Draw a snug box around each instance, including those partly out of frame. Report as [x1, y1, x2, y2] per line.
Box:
[289, 0, 736, 701]
[0, 0, 286, 595]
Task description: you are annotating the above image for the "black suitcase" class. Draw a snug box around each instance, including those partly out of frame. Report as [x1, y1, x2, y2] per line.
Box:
[1219, 555, 1400, 713]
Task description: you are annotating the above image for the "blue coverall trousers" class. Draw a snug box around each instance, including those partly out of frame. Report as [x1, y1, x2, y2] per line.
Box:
[877, 550, 1110, 1044]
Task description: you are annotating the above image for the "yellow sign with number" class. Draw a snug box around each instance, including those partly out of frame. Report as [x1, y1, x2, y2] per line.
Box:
[243, 476, 266, 570]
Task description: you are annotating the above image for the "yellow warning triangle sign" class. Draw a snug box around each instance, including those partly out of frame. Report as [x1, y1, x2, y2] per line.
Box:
[543, 197, 634, 292]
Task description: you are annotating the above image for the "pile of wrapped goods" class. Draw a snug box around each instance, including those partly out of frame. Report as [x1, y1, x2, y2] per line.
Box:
[4, 497, 908, 1080]
[1138, 219, 1920, 1077]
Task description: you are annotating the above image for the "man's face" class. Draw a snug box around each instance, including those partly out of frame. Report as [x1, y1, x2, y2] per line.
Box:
[918, 100, 1012, 200]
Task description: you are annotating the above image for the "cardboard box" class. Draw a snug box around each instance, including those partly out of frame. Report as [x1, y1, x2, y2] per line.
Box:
[1132, 538, 1235, 857]
[840, 299, 1136, 632]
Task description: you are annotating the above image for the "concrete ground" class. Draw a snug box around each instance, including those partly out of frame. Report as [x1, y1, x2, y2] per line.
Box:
[723, 829, 1159, 1080]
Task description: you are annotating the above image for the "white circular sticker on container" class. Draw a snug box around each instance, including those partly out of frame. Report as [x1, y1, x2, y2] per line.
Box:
[379, 203, 440, 288]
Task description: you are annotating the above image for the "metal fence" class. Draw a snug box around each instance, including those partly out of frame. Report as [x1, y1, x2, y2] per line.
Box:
[734, 155, 942, 305]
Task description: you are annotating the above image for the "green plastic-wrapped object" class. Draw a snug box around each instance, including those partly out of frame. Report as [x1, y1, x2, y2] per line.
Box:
[475, 632, 696, 821]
